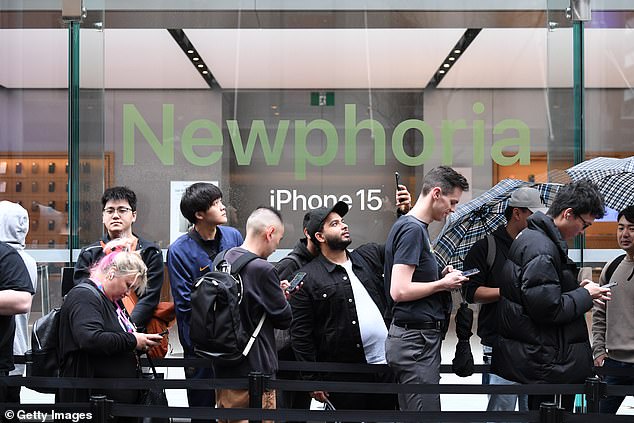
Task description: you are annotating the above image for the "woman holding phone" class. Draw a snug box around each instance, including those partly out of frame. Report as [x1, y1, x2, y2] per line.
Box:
[58, 239, 162, 419]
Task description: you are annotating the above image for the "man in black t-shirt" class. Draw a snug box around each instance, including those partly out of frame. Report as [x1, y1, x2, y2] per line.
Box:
[0, 241, 35, 403]
[384, 166, 469, 412]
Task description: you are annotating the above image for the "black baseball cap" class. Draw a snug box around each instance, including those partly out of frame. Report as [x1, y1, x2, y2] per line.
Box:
[305, 201, 349, 241]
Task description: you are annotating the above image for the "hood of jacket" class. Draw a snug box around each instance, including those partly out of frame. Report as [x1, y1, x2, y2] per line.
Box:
[0, 200, 29, 249]
[522, 211, 568, 256]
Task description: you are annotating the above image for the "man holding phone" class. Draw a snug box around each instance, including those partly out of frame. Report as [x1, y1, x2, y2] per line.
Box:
[463, 187, 547, 413]
[592, 205, 634, 414]
[384, 166, 469, 412]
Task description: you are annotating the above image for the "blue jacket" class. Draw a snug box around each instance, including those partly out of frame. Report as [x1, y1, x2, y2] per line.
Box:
[167, 226, 243, 354]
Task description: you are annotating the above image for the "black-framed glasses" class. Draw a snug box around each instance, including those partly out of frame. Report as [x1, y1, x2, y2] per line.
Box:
[103, 206, 133, 216]
[576, 214, 592, 230]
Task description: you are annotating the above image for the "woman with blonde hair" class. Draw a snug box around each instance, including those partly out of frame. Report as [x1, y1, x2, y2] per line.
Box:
[59, 239, 162, 416]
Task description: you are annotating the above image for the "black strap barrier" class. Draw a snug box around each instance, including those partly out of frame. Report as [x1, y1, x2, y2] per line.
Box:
[6, 355, 634, 423]
[15, 353, 634, 376]
[0, 374, 587, 396]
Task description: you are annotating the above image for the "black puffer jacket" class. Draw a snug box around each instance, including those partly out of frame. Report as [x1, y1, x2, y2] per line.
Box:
[491, 212, 594, 384]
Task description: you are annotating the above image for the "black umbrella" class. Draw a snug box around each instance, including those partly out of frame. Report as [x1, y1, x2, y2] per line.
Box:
[452, 301, 474, 377]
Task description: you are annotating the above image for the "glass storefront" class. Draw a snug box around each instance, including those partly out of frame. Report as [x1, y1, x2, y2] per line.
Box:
[1, 1, 633, 311]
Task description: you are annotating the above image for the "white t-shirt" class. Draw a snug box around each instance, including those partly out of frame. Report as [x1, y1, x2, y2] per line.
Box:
[341, 260, 388, 364]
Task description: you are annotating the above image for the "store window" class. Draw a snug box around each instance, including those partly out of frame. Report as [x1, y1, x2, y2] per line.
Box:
[1, 2, 633, 307]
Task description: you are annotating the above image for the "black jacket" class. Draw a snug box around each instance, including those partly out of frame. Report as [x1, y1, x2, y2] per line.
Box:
[491, 212, 594, 384]
[59, 280, 139, 404]
[290, 243, 388, 368]
[463, 225, 514, 347]
[213, 248, 293, 378]
[74, 234, 164, 329]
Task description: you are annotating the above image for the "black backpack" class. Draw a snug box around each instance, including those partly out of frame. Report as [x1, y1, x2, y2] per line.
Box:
[25, 307, 61, 393]
[190, 249, 264, 365]
[26, 283, 100, 393]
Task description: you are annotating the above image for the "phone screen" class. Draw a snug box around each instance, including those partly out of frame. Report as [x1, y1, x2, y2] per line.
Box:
[286, 272, 307, 293]
[462, 268, 480, 277]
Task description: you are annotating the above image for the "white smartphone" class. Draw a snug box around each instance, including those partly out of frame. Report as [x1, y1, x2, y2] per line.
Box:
[461, 268, 480, 277]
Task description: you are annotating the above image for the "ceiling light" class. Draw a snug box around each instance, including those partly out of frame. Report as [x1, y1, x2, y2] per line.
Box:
[427, 28, 481, 89]
[271, 105, 278, 110]
[167, 28, 216, 89]
[274, 112, 280, 116]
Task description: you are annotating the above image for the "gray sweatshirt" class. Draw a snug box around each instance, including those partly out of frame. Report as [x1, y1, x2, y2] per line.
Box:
[592, 254, 634, 363]
[0, 201, 37, 376]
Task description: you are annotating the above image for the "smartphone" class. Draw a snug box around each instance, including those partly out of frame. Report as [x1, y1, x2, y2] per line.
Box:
[285, 272, 307, 294]
[395, 171, 401, 190]
[462, 268, 480, 277]
[603, 281, 618, 289]
[158, 329, 169, 336]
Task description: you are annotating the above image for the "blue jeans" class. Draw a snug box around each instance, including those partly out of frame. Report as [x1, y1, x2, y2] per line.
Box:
[483, 346, 528, 412]
[600, 357, 634, 414]
[385, 323, 442, 412]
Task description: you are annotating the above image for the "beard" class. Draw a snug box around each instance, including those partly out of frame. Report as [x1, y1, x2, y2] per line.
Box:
[324, 233, 352, 251]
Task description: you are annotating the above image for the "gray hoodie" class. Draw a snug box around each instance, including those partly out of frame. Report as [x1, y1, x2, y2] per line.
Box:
[0, 201, 37, 376]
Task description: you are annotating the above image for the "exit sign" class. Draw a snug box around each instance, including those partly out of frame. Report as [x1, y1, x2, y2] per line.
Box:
[310, 92, 335, 106]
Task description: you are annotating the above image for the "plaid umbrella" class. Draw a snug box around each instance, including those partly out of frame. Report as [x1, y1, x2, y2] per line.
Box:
[452, 301, 475, 377]
[564, 156, 634, 212]
[434, 179, 562, 269]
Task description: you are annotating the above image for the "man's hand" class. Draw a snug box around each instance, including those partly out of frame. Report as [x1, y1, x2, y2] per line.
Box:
[580, 279, 611, 306]
[441, 265, 455, 276]
[441, 270, 467, 291]
[396, 185, 412, 214]
[311, 390, 329, 403]
[594, 353, 607, 367]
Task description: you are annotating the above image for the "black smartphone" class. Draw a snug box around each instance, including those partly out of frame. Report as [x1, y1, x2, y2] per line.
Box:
[395, 171, 401, 190]
[462, 268, 480, 277]
[603, 281, 618, 289]
[158, 329, 169, 336]
[285, 272, 307, 294]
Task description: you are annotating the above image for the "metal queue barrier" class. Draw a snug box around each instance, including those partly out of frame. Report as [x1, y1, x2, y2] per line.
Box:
[3, 357, 634, 422]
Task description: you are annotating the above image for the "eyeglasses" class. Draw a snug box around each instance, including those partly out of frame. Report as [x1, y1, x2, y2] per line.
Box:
[576, 214, 592, 230]
[103, 207, 133, 216]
